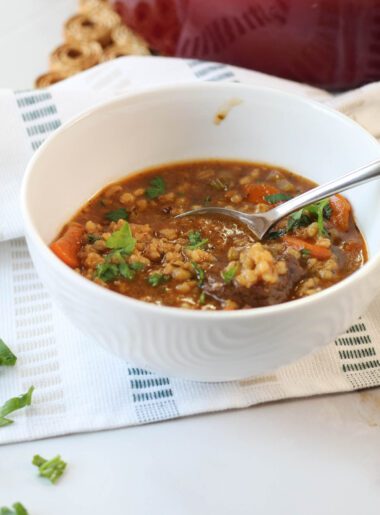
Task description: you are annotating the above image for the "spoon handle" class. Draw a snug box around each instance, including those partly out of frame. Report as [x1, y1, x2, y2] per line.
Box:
[272, 159, 380, 221]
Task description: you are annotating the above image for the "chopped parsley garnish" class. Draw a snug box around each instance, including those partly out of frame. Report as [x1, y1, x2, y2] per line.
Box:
[0, 386, 34, 427]
[306, 198, 331, 235]
[191, 262, 205, 286]
[105, 207, 129, 222]
[119, 262, 135, 280]
[106, 222, 136, 254]
[199, 292, 206, 305]
[146, 176, 166, 199]
[209, 178, 228, 191]
[130, 262, 145, 271]
[267, 229, 286, 240]
[323, 202, 332, 220]
[95, 256, 144, 283]
[286, 209, 311, 233]
[288, 199, 331, 236]
[204, 195, 212, 206]
[87, 234, 100, 244]
[32, 454, 67, 484]
[187, 231, 208, 250]
[107, 249, 127, 264]
[0, 339, 17, 366]
[267, 198, 332, 240]
[0, 502, 28, 514]
[301, 248, 311, 257]
[222, 264, 239, 284]
[264, 193, 292, 204]
[148, 273, 171, 287]
[95, 262, 119, 282]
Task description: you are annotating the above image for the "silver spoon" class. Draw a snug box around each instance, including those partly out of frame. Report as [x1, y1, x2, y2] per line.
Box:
[175, 160, 380, 240]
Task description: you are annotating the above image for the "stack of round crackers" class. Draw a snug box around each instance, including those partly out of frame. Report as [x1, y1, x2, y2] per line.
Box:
[35, 0, 150, 88]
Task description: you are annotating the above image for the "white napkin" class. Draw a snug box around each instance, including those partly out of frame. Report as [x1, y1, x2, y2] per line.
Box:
[1, 56, 380, 445]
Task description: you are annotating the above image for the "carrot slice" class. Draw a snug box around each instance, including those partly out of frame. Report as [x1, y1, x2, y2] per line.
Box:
[245, 183, 279, 204]
[283, 235, 332, 260]
[330, 194, 351, 232]
[50, 223, 85, 268]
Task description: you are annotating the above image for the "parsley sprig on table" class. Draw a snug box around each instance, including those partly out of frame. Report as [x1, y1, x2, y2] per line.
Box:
[32, 454, 67, 484]
[0, 386, 34, 427]
[0, 502, 28, 514]
[0, 339, 17, 366]
[187, 231, 208, 250]
[145, 176, 166, 199]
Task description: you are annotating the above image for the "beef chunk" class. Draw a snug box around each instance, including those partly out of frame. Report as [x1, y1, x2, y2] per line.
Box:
[203, 255, 305, 308]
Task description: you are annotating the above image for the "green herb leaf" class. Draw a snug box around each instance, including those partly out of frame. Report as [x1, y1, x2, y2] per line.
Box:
[146, 176, 166, 199]
[105, 207, 129, 222]
[106, 222, 136, 254]
[222, 264, 239, 284]
[95, 262, 119, 282]
[204, 195, 212, 206]
[0, 339, 17, 366]
[191, 262, 205, 286]
[119, 262, 135, 280]
[323, 203, 332, 220]
[301, 249, 311, 257]
[32, 454, 67, 484]
[13, 505, 27, 515]
[129, 262, 145, 271]
[187, 231, 208, 250]
[0, 503, 28, 515]
[0, 386, 34, 427]
[267, 229, 287, 240]
[96, 255, 144, 283]
[209, 178, 228, 191]
[270, 198, 332, 239]
[306, 198, 330, 236]
[264, 193, 292, 204]
[87, 234, 100, 244]
[0, 418, 12, 428]
[106, 249, 127, 264]
[199, 292, 206, 305]
[287, 209, 311, 233]
[148, 273, 171, 287]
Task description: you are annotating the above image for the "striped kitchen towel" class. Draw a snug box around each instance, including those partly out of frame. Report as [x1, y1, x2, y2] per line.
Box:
[1, 56, 380, 444]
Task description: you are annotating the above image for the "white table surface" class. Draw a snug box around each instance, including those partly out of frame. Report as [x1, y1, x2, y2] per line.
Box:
[1, 2, 380, 514]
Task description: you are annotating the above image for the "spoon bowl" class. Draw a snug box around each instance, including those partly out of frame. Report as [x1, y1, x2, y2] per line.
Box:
[176, 160, 380, 239]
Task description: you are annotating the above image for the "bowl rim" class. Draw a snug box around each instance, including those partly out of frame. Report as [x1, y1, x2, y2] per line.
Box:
[21, 80, 380, 320]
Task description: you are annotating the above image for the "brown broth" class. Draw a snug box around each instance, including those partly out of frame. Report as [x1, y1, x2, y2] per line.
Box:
[52, 160, 367, 310]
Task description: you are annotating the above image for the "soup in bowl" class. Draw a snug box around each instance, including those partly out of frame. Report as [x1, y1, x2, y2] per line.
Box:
[21, 82, 380, 381]
[50, 160, 366, 310]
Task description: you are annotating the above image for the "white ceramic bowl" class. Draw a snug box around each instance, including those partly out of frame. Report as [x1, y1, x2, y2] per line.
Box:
[21, 82, 380, 381]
